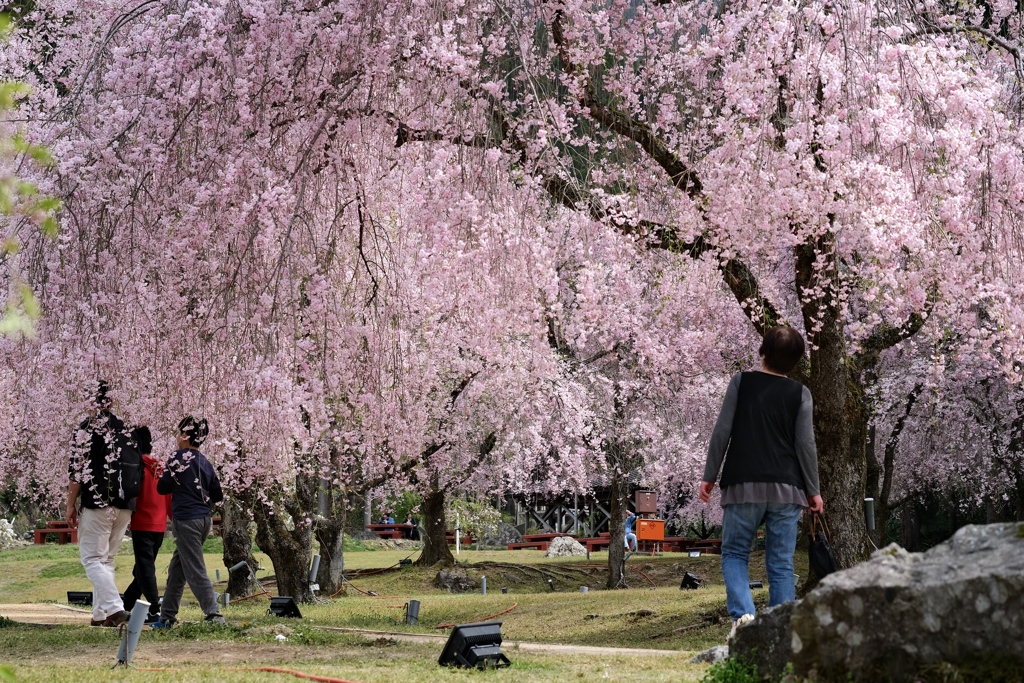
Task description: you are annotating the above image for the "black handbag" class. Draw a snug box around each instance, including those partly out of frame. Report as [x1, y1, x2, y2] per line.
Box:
[809, 512, 839, 578]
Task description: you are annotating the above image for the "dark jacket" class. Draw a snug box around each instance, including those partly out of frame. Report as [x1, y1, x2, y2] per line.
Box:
[719, 372, 806, 490]
[157, 448, 223, 521]
[69, 410, 134, 510]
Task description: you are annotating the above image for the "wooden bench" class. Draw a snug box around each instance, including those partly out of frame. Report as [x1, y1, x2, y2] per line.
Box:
[34, 521, 78, 545]
[584, 538, 610, 552]
[367, 523, 414, 540]
[507, 541, 549, 551]
[521, 532, 576, 542]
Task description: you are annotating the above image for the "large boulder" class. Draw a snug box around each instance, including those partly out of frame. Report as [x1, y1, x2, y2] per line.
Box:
[788, 522, 1024, 681]
[434, 567, 475, 593]
[545, 535, 587, 557]
[729, 601, 795, 678]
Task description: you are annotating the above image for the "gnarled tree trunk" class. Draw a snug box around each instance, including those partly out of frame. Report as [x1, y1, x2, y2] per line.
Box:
[606, 471, 630, 589]
[313, 482, 347, 595]
[221, 492, 259, 598]
[252, 473, 316, 602]
[416, 476, 454, 567]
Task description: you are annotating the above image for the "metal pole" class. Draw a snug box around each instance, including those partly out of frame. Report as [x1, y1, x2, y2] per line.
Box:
[864, 498, 876, 531]
[116, 600, 150, 666]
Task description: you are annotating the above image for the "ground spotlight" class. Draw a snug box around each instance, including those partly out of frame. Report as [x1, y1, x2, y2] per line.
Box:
[268, 596, 302, 618]
[438, 621, 510, 669]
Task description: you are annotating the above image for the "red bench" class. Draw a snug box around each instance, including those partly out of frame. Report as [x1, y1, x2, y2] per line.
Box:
[34, 521, 78, 544]
[367, 523, 414, 539]
[507, 541, 549, 551]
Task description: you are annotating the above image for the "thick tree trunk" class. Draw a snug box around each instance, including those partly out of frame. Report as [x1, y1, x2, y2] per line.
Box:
[221, 493, 259, 598]
[415, 478, 454, 567]
[252, 475, 316, 602]
[314, 484, 347, 595]
[606, 472, 629, 589]
[797, 238, 870, 573]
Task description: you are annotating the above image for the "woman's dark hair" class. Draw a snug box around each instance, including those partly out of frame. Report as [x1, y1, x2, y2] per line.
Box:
[758, 326, 806, 374]
[132, 425, 152, 454]
[177, 416, 209, 447]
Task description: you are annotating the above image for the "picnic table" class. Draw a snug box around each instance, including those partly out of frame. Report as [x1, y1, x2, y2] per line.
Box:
[576, 535, 723, 554]
[34, 520, 78, 545]
[507, 541, 550, 551]
[445, 530, 474, 545]
[366, 523, 414, 539]
[521, 532, 576, 542]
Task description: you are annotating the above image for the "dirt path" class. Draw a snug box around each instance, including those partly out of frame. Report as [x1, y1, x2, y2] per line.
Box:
[0, 604, 691, 661]
[318, 626, 683, 656]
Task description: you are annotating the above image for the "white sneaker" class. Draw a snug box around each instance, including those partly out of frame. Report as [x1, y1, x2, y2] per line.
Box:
[728, 613, 755, 641]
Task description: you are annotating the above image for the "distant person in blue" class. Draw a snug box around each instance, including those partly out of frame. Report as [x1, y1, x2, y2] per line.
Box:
[698, 326, 824, 640]
[152, 416, 226, 628]
[624, 511, 638, 552]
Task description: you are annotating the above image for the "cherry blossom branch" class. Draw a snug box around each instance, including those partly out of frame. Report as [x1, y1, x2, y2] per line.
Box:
[880, 382, 923, 507]
[903, 22, 1024, 82]
[853, 285, 938, 369]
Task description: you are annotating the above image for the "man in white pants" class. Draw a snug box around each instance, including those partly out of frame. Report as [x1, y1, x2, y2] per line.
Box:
[66, 382, 134, 627]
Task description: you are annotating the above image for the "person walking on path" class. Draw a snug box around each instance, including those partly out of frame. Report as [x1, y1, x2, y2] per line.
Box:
[66, 381, 135, 628]
[152, 416, 226, 628]
[698, 326, 824, 639]
[122, 426, 170, 624]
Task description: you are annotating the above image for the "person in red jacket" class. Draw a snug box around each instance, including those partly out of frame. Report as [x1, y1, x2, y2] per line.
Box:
[122, 426, 171, 624]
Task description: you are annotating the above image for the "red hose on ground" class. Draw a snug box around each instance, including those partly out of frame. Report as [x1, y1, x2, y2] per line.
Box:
[231, 589, 273, 602]
[636, 569, 657, 587]
[434, 602, 518, 630]
[138, 666, 362, 683]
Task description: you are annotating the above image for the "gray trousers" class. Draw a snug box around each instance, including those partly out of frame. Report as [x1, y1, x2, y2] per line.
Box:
[160, 516, 220, 620]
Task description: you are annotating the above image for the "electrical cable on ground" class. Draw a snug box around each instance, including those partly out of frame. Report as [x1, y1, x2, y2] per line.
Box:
[138, 666, 362, 683]
[328, 548, 420, 599]
[434, 602, 518, 630]
[231, 589, 273, 602]
[636, 568, 657, 588]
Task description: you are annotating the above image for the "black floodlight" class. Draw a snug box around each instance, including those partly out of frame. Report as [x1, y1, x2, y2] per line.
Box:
[267, 596, 302, 618]
[680, 572, 702, 590]
[437, 621, 511, 669]
[67, 591, 92, 606]
[749, 580, 764, 589]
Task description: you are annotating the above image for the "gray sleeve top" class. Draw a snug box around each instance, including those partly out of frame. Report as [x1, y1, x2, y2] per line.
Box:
[701, 372, 820, 497]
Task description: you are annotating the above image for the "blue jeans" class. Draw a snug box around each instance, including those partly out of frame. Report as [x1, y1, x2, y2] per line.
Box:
[721, 502, 803, 620]
[624, 532, 637, 551]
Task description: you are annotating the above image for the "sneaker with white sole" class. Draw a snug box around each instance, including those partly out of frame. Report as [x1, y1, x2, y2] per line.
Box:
[149, 618, 175, 630]
[728, 613, 755, 641]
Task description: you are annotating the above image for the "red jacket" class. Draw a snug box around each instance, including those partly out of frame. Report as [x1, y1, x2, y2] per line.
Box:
[131, 455, 171, 532]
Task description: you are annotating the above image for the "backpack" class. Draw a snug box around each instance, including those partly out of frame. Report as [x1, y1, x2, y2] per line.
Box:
[105, 428, 143, 503]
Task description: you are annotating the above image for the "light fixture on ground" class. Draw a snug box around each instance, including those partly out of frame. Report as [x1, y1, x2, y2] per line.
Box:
[437, 621, 510, 669]
[268, 596, 302, 618]
[67, 591, 92, 606]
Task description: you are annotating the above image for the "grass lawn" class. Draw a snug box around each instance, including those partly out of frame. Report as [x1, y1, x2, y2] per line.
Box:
[0, 539, 806, 682]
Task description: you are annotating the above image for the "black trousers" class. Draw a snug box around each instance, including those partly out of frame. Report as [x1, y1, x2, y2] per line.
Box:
[123, 530, 165, 615]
